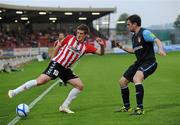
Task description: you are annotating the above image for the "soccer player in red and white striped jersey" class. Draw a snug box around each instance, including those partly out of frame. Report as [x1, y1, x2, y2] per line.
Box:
[51, 31, 66, 86]
[8, 24, 105, 114]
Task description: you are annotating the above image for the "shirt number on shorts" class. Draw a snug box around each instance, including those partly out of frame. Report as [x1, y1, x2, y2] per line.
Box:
[53, 70, 59, 76]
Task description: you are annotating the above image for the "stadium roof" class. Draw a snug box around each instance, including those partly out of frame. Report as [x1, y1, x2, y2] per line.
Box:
[0, 3, 116, 23]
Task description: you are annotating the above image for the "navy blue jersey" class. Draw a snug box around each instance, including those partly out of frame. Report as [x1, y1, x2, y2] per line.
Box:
[132, 28, 157, 64]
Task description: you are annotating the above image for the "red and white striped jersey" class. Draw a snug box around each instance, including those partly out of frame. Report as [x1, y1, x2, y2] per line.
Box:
[52, 35, 97, 68]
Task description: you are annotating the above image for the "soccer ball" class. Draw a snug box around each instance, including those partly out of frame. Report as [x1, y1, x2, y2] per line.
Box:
[16, 103, 30, 117]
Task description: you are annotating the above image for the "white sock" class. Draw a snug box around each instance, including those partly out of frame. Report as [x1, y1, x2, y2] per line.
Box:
[62, 88, 81, 108]
[13, 80, 37, 95]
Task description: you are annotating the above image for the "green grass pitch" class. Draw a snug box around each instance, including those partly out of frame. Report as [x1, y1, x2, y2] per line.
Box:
[0, 52, 180, 125]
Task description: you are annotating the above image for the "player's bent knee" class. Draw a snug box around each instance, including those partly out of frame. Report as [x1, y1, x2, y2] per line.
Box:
[133, 77, 141, 83]
[76, 84, 84, 91]
[119, 78, 126, 84]
[120, 82, 127, 88]
[119, 77, 129, 88]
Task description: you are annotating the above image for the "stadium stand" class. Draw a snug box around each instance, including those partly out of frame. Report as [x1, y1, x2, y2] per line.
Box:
[0, 3, 116, 71]
[0, 3, 116, 48]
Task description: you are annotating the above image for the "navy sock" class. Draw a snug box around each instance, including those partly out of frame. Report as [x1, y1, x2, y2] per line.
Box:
[135, 84, 144, 109]
[121, 87, 130, 108]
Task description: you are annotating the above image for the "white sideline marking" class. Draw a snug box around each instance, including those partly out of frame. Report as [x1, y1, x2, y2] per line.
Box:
[7, 80, 59, 125]
[7, 62, 78, 125]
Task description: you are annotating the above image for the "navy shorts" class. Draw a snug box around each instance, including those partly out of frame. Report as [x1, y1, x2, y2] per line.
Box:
[123, 61, 158, 82]
[43, 61, 78, 84]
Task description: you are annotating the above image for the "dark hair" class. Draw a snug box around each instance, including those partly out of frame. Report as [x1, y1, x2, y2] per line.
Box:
[76, 24, 90, 34]
[127, 14, 141, 26]
[59, 29, 66, 34]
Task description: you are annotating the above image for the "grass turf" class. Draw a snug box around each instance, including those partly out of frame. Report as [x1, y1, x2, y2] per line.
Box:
[0, 52, 180, 125]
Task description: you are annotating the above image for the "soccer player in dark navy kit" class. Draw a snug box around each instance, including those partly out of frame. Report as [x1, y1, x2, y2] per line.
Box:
[116, 14, 166, 115]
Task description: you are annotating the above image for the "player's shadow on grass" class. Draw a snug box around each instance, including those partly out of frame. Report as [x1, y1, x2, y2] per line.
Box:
[146, 103, 180, 113]
[75, 103, 118, 112]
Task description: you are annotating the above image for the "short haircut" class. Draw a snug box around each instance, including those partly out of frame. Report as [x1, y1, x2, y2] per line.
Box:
[77, 24, 90, 34]
[59, 30, 66, 34]
[127, 14, 141, 26]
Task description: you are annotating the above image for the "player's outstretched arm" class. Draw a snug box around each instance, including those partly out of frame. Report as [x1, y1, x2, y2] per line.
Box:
[94, 37, 105, 55]
[154, 38, 166, 56]
[116, 42, 134, 54]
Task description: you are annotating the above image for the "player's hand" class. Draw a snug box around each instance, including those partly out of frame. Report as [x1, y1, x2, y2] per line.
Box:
[96, 37, 104, 46]
[116, 42, 123, 49]
[159, 49, 166, 56]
